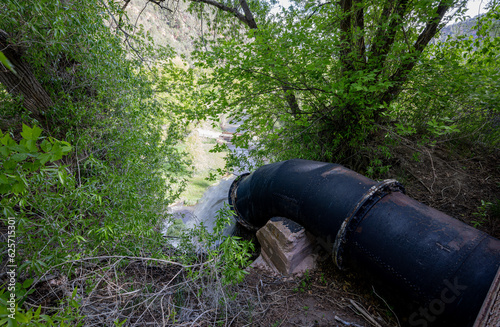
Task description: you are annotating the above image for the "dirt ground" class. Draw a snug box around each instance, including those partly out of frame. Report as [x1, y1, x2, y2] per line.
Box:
[388, 141, 500, 239]
[239, 259, 395, 327]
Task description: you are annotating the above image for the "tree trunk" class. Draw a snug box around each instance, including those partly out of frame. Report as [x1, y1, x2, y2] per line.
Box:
[0, 30, 53, 119]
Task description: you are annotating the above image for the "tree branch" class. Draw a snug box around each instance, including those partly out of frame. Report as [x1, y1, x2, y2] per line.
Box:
[282, 85, 302, 116]
[382, 0, 452, 105]
[150, 0, 302, 117]
[306, 2, 333, 20]
[413, 1, 449, 53]
[369, 0, 409, 69]
[122, 0, 131, 11]
[192, 0, 305, 117]
[148, 0, 174, 12]
[239, 0, 258, 29]
[190, 0, 254, 28]
[100, 0, 147, 64]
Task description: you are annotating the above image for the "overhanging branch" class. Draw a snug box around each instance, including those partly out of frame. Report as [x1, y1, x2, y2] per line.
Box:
[238, 0, 258, 29]
[191, 0, 254, 28]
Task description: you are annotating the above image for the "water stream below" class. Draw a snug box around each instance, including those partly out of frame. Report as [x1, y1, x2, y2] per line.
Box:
[163, 119, 249, 244]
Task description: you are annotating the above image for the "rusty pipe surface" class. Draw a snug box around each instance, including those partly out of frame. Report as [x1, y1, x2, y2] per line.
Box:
[228, 159, 500, 327]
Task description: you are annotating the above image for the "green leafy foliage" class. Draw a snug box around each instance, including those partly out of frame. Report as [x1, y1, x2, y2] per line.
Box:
[0, 2, 195, 298]
[0, 125, 72, 195]
[169, 0, 499, 179]
[0, 284, 83, 326]
[472, 200, 493, 227]
[394, 5, 500, 146]
[178, 205, 255, 285]
[0, 0, 192, 272]
[176, 0, 477, 172]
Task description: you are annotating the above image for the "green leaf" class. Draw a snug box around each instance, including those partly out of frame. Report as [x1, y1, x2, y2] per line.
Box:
[1, 133, 15, 146]
[0, 146, 9, 157]
[9, 144, 27, 153]
[0, 174, 9, 184]
[32, 126, 42, 140]
[41, 314, 54, 324]
[22, 160, 41, 172]
[7, 317, 17, 327]
[3, 159, 17, 170]
[20, 124, 33, 140]
[22, 279, 34, 289]
[62, 146, 72, 154]
[11, 183, 25, 194]
[0, 184, 10, 194]
[39, 153, 51, 165]
[40, 139, 52, 152]
[50, 142, 63, 161]
[15, 310, 28, 323]
[11, 153, 28, 162]
[26, 140, 38, 152]
[34, 305, 42, 318]
[0, 51, 16, 75]
[58, 170, 66, 185]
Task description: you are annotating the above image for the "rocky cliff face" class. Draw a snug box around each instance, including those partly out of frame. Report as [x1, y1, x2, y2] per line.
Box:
[125, 0, 201, 63]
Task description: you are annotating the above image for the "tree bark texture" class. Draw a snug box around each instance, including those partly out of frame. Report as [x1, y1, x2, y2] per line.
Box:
[0, 30, 54, 118]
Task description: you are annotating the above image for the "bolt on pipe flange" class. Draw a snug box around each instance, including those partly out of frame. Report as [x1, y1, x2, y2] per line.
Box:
[333, 179, 405, 268]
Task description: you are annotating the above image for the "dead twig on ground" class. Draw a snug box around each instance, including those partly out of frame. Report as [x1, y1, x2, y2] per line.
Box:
[349, 299, 383, 327]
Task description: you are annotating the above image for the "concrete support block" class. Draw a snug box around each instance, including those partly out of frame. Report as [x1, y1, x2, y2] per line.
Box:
[255, 217, 316, 276]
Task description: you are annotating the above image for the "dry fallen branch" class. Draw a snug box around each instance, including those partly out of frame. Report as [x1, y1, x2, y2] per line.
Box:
[349, 299, 383, 327]
[23, 254, 266, 326]
[21, 253, 401, 326]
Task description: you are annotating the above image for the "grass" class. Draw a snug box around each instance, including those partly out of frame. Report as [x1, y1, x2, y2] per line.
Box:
[182, 175, 215, 205]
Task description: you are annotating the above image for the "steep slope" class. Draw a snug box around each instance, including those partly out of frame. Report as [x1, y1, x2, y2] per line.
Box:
[125, 0, 201, 62]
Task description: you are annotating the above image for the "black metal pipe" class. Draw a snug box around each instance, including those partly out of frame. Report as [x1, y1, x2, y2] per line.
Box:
[228, 159, 500, 327]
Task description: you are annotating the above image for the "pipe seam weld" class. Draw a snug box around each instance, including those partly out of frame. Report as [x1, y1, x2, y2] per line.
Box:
[333, 179, 405, 269]
[352, 240, 425, 298]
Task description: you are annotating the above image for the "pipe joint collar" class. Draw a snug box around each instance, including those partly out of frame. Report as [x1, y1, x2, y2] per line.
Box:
[333, 179, 405, 269]
[228, 173, 259, 231]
